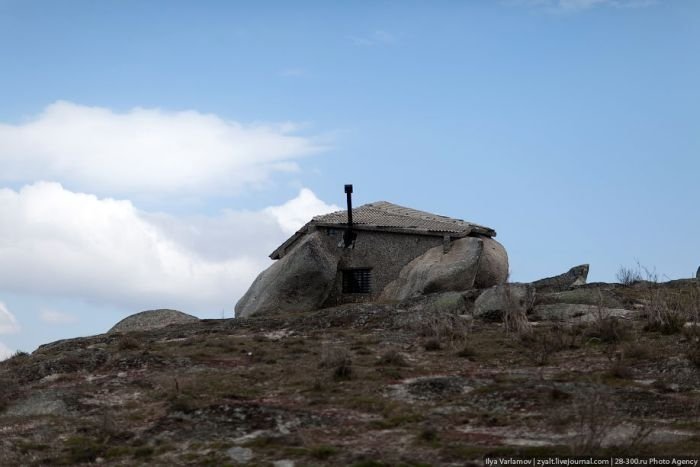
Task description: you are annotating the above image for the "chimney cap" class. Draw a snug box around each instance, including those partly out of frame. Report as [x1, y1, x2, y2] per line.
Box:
[344, 184, 353, 194]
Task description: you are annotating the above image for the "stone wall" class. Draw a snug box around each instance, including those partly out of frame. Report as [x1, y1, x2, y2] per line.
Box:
[317, 227, 444, 306]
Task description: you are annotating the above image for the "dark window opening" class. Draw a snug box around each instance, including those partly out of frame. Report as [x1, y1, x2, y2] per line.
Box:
[342, 268, 372, 294]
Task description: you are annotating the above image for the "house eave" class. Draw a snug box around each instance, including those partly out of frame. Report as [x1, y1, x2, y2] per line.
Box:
[269, 221, 496, 260]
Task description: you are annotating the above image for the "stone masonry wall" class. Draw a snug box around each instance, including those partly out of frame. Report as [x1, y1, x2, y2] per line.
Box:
[317, 227, 444, 306]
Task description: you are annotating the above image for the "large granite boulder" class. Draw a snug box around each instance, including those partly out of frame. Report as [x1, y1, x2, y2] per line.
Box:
[380, 237, 484, 301]
[473, 284, 535, 321]
[531, 264, 589, 293]
[474, 236, 509, 289]
[235, 231, 338, 318]
[109, 309, 198, 334]
[696, 266, 700, 280]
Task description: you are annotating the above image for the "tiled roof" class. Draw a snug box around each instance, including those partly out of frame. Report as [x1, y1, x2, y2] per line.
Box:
[312, 201, 494, 235]
[270, 201, 496, 259]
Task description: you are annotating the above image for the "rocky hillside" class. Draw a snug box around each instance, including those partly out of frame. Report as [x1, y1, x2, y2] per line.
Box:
[2, 279, 700, 465]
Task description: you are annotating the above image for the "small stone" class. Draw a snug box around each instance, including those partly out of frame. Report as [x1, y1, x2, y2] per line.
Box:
[227, 446, 253, 464]
[41, 373, 62, 382]
[272, 461, 295, 467]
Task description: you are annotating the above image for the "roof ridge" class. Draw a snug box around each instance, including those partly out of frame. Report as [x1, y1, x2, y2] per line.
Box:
[364, 201, 466, 224]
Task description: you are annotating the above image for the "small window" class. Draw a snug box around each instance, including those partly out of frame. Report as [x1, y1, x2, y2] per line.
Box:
[342, 268, 372, 294]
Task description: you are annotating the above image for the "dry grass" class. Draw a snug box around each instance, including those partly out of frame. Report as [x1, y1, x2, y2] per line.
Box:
[617, 262, 644, 285]
[570, 390, 622, 454]
[415, 313, 471, 350]
[583, 299, 632, 343]
[501, 284, 531, 336]
[520, 324, 577, 366]
[319, 346, 353, 380]
[643, 287, 686, 334]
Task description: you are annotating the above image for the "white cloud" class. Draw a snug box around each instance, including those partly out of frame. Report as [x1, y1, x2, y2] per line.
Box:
[0, 302, 20, 334]
[0, 341, 14, 361]
[0, 182, 338, 311]
[40, 309, 78, 324]
[349, 30, 397, 46]
[265, 188, 340, 235]
[0, 101, 324, 198]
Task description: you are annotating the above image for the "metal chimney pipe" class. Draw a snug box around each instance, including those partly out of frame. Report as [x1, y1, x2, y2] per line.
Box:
[344, 184, 354, 247]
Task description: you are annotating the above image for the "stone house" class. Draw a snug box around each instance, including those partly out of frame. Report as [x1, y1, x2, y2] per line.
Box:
[235, 190, 508, 318]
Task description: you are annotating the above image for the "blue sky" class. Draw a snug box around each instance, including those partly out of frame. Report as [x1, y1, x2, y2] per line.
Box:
[0, 0, 698, 357]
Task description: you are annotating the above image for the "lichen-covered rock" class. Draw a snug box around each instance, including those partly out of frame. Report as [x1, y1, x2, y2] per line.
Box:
[535, 287, 623, 308]
[109, 309, 198, 334]
[4, 390, 70, 417]
[474, 236, 509, 289]
[473, 284, 535, 321]
[530, 303, 635, 322]
[235, 231, 339, 317]
[380, 237, 483, 301]
[401, 291, 477, 315]
[531, 264, 589, 293]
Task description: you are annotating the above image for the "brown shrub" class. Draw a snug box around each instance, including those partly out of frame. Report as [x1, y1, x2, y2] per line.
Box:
[116, 336, 141, 351]
[0, 374, 20, 412]
[585, 316, 631, 343]
[319, 347, 353, 380]
[520, 324, 577, 366]
[456, 344, 477, 358]
[376, 349, 409, 367]
[414, 313, 471, 349]
[423, 338, 442, 352]
[608, 357, 633, 379]
[686, 341, 700, 369]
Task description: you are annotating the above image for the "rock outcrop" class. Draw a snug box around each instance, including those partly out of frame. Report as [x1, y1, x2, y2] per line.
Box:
[235, 231, 339, 318]
[380, 237, 484, 301]
[380, 237, 509, 302]
[474, 236, 509, 289]
[530, 303, 635, 322]
[531, 264, 589, 293]
[473, 284, 535, 321]
[109, 309, 198, 334]
[535, 287, 623, 309]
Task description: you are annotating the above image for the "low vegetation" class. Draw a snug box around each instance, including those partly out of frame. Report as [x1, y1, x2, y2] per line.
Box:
[1, 278, 700, 464]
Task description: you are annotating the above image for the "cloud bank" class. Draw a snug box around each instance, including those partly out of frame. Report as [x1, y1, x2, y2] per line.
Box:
[0, 182, 338, 312]
[0, 101, 323, 198]
[0, 342, 13, 361]
[0, 302, 19, 360]
[0, 302, 20, 334]
[40, 309, 78, 324]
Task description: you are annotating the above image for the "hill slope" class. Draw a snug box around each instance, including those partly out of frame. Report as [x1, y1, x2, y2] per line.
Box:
[2, 281, 700, 465]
